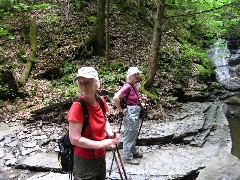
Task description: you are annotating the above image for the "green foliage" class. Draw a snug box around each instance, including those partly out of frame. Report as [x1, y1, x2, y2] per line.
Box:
[41, 13, 61, 25]
[109, 61, 124, 70]
[158, 38, 216, 85]
[32, 3, 52, 9]
[195, 63, 214, 82]
[42, 63, 77, 101]
[0, 27, 14, 39]
[60, 62, 76, 84]
[65, 86, 79, 97]
[166, 0, 240, 39]
[73, 0, 84, 11]
[0, 84, 16, 98]
[88, 15, 97, 26]
[99, 60, 127, 87]
[12, 2, 52, 12]
[111, 3, 118, 10]
[0, 65, 18, 99]
[12, 3, 30, 11]
[139, 84, 159, 100]
[63, 62, 76, 74]
[16, 49, 27, 63]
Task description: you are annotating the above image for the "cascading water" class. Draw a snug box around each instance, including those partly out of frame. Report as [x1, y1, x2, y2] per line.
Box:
[208, 38, 231, 81]
[208, 38, 240, 159]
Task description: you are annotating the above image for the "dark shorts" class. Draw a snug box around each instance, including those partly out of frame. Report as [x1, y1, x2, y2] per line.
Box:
[73, 154, 106, 180]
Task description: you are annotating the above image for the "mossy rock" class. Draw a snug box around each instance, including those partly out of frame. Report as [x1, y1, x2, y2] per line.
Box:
[225, 96, 240, 105]
[139, 83, 159, 100]
[195, 64, 207, 74]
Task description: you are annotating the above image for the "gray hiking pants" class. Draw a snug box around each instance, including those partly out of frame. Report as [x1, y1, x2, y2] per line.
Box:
[123, 105, 141, 159]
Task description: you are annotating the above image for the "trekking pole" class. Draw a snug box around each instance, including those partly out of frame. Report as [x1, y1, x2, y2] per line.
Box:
[115, 146, 128, 180]
[137, 118, 144, 139]
[109, 149, 115, 176]
[109, 114, 122, 177]
[118, 112, 124, 133]
[137, 105, 147, 139]
[112, 149, 124, 180]
[109, 139, 124, 179]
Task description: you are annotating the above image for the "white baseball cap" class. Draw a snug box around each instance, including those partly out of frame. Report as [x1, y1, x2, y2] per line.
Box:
[127, 67, 142, 76]
[74, 67, 98, 82]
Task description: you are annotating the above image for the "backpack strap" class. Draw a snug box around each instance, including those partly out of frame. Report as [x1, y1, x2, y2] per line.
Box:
[124, 82, 131, 102]
[75, 97, 89, 135]
[96, 94, 106, 115]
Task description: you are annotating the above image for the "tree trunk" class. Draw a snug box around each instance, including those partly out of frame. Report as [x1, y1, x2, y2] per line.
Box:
[19, 17, 37, 86]
[95, 0, 106, 55]
[144, 0, 165, 90]
[105, 0, 110, 69]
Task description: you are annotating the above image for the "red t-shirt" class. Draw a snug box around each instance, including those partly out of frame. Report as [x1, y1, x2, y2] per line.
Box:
[67, 96, 108, 159]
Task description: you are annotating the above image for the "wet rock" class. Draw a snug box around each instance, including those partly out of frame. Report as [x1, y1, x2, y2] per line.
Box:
[18, 152, 60, 171]
[0, 122, 24, 140]
[27, 172, 69, 180]
[6, 140, 19, 148]
[197, 152, 240, 180]
[0, 158, 5, 170]
[21, 146, 40, 156]
[3, 153, 15, 160]
[190, 129, 211, 147]
[22, 141, 37, 148]
[225, 96, 240, 105]
[0, 148, 4, 158]
[5, 158, 17, 166]
[0, 101, 233, 179]
[220, 78, 240, 90]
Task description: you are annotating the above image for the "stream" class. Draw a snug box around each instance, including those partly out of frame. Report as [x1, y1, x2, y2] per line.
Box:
[208, 38, 240, 159]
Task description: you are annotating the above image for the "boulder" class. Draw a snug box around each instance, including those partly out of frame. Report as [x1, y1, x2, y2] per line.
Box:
[197, 152, 240, 180]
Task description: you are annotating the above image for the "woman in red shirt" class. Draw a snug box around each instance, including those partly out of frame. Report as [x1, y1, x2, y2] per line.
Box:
[68, 67, 119, 180]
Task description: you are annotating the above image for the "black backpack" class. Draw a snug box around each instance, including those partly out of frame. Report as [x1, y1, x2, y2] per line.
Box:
[58, 95, 106, 176]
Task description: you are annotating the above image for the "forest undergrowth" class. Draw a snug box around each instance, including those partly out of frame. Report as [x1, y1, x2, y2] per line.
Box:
[0, 0, 218, 123]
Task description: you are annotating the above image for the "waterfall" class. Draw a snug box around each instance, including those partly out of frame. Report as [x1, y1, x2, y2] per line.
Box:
[208, 38, 240, 159]
[208, 39, 230, 82]
[208, 38, 240, 90]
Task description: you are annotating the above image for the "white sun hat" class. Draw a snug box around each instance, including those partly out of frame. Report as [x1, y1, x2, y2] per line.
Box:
[74, 67, 98, 82]
[127, 67, 142, 76]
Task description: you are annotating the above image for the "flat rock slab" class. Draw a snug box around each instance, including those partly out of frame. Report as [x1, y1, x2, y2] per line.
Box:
[26, 172, 69, 180]
[105, 140, 231, 180]
[0, 122, 23, 141]
[18, 152, 61, 171]
[0, 102, 234, 179]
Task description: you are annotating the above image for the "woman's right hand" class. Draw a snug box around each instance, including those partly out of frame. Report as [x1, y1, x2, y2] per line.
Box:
[102, 136, 120, 149]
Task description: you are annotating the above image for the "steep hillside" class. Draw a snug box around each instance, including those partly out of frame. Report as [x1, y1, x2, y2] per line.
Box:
[0, 1, 218, 122]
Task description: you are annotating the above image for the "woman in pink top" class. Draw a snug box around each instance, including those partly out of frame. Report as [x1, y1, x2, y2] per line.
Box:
[68, 67, 120, 180]
[113, 67, 143, 165]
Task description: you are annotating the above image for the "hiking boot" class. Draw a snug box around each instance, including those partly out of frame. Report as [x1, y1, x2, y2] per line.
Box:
[124, 158, 139, 165]
[133, 152, 143, 158]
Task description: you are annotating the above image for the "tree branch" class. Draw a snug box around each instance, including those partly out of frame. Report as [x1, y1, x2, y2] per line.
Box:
[165, 1, 236, 19]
